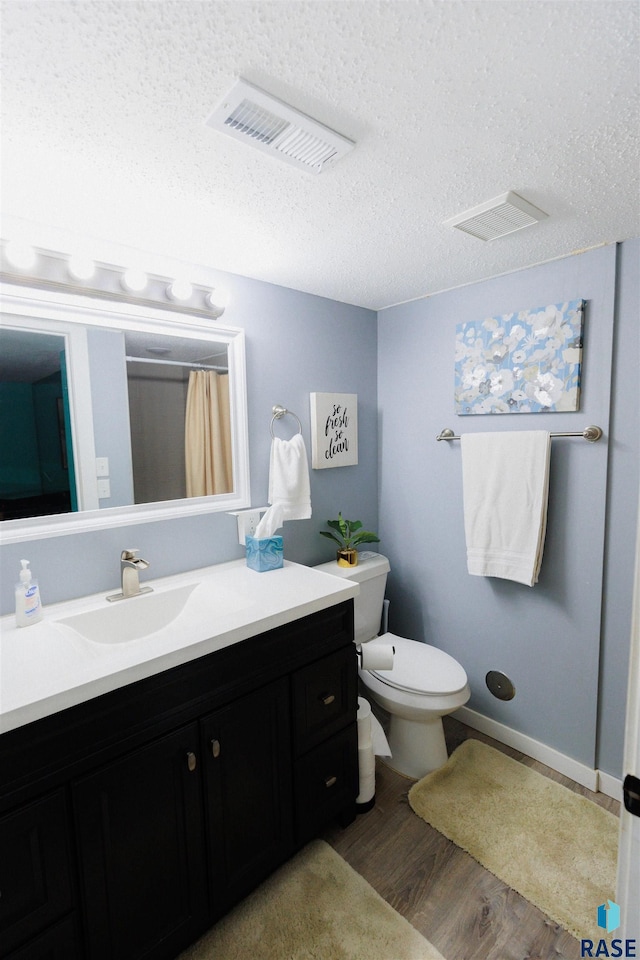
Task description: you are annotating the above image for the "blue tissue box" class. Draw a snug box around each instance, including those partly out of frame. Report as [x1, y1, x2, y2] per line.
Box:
[245, 535, 283, 572]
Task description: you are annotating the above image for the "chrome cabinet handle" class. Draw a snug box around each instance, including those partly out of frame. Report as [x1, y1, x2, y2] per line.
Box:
[186, 751, 197, 772]
[211, 739, 221, 759]
[320, 693, 335, 706]
[325, 775, 337, 788]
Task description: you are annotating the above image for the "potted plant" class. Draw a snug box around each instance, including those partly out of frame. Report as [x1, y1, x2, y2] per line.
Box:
[319, 512, 380, 567]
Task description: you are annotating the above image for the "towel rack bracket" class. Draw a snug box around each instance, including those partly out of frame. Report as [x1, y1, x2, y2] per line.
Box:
[582, 425, 603, 442]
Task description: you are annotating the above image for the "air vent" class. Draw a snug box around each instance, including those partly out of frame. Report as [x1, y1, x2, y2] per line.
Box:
[205, 78, 355, 174]
[444, 191, 549, 241]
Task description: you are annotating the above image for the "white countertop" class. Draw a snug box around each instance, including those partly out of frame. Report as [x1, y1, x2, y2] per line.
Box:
[0, 560, 358, 734]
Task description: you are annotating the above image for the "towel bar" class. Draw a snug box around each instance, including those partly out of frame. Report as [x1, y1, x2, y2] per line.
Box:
[436, 425, 603, 443]
[270, 404, 302, 437]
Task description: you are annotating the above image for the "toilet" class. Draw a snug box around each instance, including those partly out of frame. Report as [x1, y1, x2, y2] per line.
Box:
[314, 552, 470, 779]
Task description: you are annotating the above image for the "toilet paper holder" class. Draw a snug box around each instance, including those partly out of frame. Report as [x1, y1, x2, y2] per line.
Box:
[356, 643, 395, 671]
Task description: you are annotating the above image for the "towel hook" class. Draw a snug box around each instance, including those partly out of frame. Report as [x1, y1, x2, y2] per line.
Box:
[270, 405, 302, 438]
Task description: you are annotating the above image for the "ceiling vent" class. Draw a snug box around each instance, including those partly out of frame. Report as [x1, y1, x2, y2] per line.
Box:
[205, 78, 355, 174]
[444, 191, 549, 241]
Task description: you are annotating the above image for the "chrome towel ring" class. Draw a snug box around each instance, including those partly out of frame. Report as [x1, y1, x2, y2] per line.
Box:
[270, 405, 302, 438]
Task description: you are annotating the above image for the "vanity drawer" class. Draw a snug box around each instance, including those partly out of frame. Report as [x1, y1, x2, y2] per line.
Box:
[0, 790, 74, 958]
[294, 723, 358, 844]
[291, 646, 357, 755]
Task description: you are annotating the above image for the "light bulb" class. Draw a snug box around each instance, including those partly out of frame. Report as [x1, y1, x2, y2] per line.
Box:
[121, 268, 148, 293]
[205, 287, 229, 316]
[68, 254, 96, 281]
[4, 240, 37, 270]
[167, 278, 193, 301]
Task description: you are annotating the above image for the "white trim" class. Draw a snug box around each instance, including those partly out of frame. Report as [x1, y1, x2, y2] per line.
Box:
[455, 705, 599, 791]
[376, 242, 612, 312]
[616, 489, 640, 939]
[0, 313, 99, 511]
[597, 769, 623, 802]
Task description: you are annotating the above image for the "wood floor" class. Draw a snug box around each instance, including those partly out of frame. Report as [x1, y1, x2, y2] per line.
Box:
[322, 715, 620, 960]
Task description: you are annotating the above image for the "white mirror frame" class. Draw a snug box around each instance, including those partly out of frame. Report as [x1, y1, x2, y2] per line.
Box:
[0, 282, 250, 544]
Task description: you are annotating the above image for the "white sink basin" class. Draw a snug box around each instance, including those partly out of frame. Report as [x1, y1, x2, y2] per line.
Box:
[59, 584, 199, 644]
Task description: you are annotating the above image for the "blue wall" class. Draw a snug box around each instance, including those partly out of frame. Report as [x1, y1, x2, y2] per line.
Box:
[87, 327, 134, 507]
[377, 241, 638, 777]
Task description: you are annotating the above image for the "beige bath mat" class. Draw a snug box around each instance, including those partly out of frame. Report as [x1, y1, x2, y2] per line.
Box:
[408, 738, 618, 940]
[177, 839, 445, 960]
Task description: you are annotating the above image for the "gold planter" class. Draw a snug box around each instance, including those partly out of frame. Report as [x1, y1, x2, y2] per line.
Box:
[337, 548, 358, 567]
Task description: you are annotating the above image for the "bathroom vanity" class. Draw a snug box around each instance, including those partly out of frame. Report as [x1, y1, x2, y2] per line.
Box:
[0, 560, 359, 960]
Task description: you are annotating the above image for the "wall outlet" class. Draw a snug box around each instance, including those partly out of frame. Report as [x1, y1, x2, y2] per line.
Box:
[235, 509, 263, 545]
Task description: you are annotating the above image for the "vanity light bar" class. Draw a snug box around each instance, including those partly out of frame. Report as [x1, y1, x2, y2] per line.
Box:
[0, 240, 228, 318]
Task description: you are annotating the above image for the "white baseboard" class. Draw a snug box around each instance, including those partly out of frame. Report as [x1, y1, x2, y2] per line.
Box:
[597, 769, 623, 802]
[455, 706, 622, 799]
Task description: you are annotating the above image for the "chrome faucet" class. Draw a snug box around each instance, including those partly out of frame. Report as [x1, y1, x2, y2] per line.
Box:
[106, 549, 153, 602]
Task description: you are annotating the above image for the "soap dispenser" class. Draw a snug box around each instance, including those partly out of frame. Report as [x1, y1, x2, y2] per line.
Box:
[15, 559, 43, 627]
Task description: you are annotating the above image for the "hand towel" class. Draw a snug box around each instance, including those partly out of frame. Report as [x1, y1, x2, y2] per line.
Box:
[461, 431, 551, 586]
[268, 433, 312, 520]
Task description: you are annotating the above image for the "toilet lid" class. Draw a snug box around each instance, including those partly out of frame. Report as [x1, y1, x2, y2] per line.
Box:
[367, 633, 468, 695]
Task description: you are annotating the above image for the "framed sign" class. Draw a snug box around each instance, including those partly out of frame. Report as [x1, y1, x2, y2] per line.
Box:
[310, 393, 358, 469]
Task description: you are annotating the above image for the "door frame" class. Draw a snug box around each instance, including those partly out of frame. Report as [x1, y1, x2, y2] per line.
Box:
[616, 488, 640, 939]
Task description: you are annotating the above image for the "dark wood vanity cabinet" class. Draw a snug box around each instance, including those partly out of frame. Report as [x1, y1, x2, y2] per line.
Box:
[72, 723, 208, 960]
[0, 790, 78, 959]
[201, 677, 293, 916]
[292, 646, 359, 844]
[0, 599, 357, 960]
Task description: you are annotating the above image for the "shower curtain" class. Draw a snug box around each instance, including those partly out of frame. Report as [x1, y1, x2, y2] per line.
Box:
[185, 370, 233, 497]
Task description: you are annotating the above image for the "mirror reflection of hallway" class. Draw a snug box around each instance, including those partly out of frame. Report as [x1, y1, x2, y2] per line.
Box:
[0, 328, 73, 520]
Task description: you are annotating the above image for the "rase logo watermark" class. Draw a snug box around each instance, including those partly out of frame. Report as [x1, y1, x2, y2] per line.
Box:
[580, 901, 637, 958]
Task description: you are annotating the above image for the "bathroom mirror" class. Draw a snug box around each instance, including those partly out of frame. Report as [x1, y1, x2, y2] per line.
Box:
[0, 282, 250, 544]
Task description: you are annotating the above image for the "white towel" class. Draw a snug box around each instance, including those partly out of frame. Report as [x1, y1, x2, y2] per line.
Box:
[461, 431, 551, 586]
[268, 433, 312, 520]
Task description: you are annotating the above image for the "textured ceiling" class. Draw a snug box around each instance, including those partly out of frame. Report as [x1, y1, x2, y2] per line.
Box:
[1, 1, 638, 310]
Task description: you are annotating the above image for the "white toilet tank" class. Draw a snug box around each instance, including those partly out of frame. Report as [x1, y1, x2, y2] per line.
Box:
[313, 551, 390, 644]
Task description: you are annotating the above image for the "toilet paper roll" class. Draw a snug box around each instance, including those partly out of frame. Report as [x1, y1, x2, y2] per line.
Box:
[359, 643, 395, 671]
[357, 697, 372, 744]
[357, 741, 376, 804]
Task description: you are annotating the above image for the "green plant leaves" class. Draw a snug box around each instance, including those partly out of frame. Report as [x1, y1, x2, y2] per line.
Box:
[319, 531, 343, 546]
[319, 512, 379, 549]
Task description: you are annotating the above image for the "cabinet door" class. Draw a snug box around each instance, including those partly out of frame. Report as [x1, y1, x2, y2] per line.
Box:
[6, 916, 79, 960]
[201, 678, 293, 916]
[72, 723, 207, 960]
[0, 790, 73, 958]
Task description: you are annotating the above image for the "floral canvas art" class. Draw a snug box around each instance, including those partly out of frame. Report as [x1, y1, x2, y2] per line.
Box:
[454, 299, 585, 415]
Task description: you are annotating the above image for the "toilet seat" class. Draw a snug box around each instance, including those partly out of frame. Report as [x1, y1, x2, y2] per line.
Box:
[366, 633, 468, 696]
